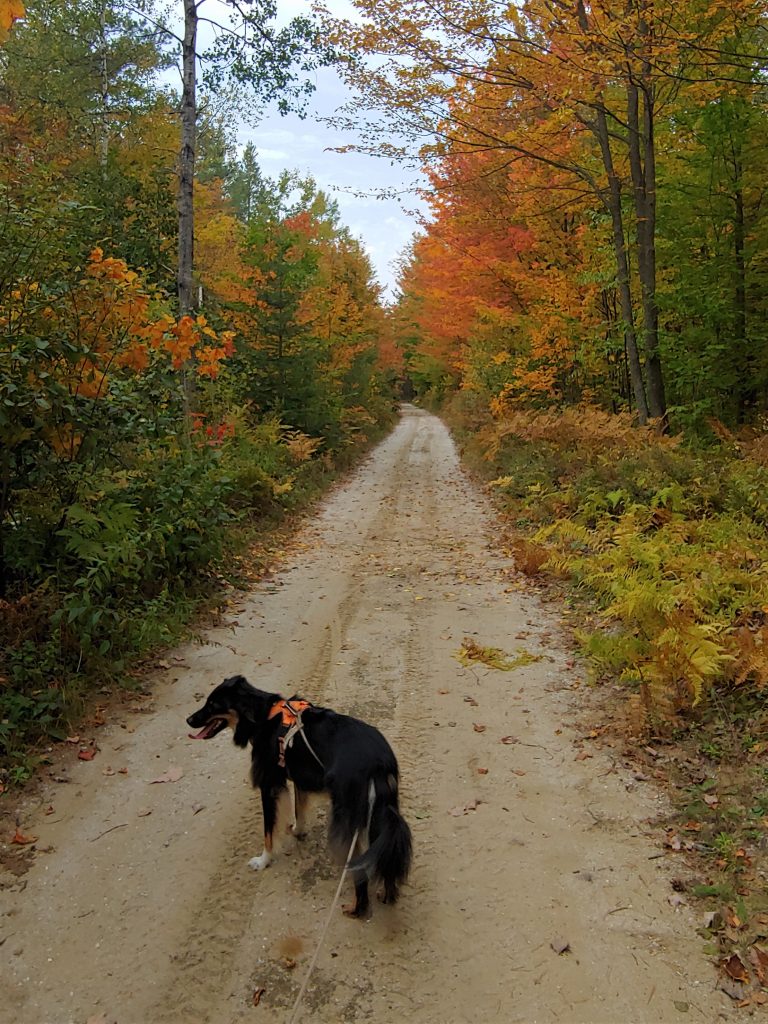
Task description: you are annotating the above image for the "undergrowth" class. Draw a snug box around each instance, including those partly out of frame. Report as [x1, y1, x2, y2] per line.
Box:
[0, 407, 396, 780]
[445, 392, 768, 731]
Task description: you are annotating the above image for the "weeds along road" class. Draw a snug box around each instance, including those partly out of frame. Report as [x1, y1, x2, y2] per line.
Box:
[2, 406, 729, 1024]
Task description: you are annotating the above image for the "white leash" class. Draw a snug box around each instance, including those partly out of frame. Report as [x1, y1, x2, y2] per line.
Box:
[286, 828, 360, 1024]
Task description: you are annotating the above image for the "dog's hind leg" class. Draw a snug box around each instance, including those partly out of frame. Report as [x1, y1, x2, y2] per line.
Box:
[291, 786, 309, 839]
[342, 832, 371, 918]
[343, 868, 370, 918]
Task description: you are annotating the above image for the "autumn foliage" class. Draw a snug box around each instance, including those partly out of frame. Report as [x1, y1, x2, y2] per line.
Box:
[325, 0, 768, 725]
[0, 4, 393, 770]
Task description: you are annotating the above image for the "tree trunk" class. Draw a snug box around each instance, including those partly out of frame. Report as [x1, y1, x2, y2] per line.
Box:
[732, 166, 753, 421]
[99, 5, 109, 174]
[626, 19, 667, 424]
[178, 0, 198, 317]
[594, 107, 650, 423]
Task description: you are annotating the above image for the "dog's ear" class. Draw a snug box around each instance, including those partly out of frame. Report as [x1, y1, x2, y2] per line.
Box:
[228, 675, 259, 721]
[233, 717, 252, 748]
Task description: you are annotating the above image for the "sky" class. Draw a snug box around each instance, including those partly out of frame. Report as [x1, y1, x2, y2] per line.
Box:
[216, 0, 426, 300]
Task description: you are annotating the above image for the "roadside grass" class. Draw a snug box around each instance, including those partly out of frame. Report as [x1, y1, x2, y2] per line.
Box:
[443, 391, 768, 1002]
[0, 410, 397, 784]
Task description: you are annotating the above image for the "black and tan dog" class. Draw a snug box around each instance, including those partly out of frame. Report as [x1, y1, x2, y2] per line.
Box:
[187, 675, 412, 917]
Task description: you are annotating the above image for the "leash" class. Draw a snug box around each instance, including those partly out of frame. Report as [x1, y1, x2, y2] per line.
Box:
[286, 828, 360, 1024]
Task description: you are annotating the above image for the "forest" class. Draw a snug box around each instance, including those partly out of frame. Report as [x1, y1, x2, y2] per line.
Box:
[333, 0, 768, 738]
[0, 0, 396, 774]
[2, 0, 768, 776]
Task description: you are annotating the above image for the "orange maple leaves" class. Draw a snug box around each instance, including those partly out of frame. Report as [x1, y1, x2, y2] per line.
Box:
[82, 246, 233, 386]
[0, 0, 24, 44]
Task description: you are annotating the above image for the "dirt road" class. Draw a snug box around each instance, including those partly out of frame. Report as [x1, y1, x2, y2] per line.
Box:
[2, 407, 729, 1024]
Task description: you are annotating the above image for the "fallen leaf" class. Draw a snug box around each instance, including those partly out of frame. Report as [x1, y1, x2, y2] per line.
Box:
[550, 938, 570, 955]
[500, 735, 518, 745]
[449, 799, 480, 816]
[437, 689, 450, 695]
[750, 945, 768, 985]
[137, 808, 152, 817]
[252, 987, 266, 1006]
[192, 803, 205, 815]
[78, 748, 96, 761]
[150, 766, 183, 784]
[65, 735, 80, 744]
[118, 767, 128, 775]
[703, 794, 719, 807]
[513, 769, 527, 777]
[102, 767, 115, 777]
[282, 957, 297, 970]
[722, 952, 749, 983]
[11, 827, 38, 845]
[463, 695, 479, 706]
[455, 638, 542, 671]
[473, 723, 486, 733]
[574, 751, 592, 761]
[44, 805, 55, 815]
[725, 907, 744, 930]
[477, 767, 489, 775]
[665, 832, 682, 851]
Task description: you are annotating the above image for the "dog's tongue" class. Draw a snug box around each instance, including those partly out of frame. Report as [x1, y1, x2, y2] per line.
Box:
[188, 723, 215, 740]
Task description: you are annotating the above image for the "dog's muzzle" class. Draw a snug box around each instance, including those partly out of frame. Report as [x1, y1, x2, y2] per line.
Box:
[186, 714, 229, 740]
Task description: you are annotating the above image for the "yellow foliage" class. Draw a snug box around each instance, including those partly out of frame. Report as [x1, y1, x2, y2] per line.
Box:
[283, 430, 321, 464]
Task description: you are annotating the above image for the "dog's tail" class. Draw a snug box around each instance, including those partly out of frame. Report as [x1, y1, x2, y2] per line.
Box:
[349, 774, 412, 903]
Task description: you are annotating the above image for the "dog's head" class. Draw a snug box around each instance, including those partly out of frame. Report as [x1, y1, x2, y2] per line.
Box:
[187, 675, 274, 747]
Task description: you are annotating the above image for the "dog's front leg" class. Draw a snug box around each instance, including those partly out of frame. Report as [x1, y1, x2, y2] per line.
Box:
[249, 783, 281, 871]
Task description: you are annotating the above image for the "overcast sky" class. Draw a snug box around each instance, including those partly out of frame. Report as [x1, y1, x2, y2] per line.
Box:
[222, 1, 426, 299]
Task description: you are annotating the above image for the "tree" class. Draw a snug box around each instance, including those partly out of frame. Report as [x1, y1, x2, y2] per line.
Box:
[163, 0, 334, 316]
[0, 0, 166, 165]
[330, 0, 767, 424]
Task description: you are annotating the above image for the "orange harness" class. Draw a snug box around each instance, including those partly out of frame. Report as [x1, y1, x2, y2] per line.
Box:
[268, 698, 323, 769]
[268, 698, 311, 727]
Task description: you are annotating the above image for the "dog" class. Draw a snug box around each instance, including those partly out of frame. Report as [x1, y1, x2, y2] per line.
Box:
[187, 675, 412, 918]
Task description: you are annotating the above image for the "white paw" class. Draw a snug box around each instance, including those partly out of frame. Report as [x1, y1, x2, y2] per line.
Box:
[249, 852, 272, 871]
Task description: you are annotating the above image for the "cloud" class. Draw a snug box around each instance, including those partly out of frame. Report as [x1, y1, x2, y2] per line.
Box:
[231, 0, 427, 296]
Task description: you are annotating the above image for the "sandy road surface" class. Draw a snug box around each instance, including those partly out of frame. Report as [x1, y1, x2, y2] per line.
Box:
[1, 407, 729, 1024]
